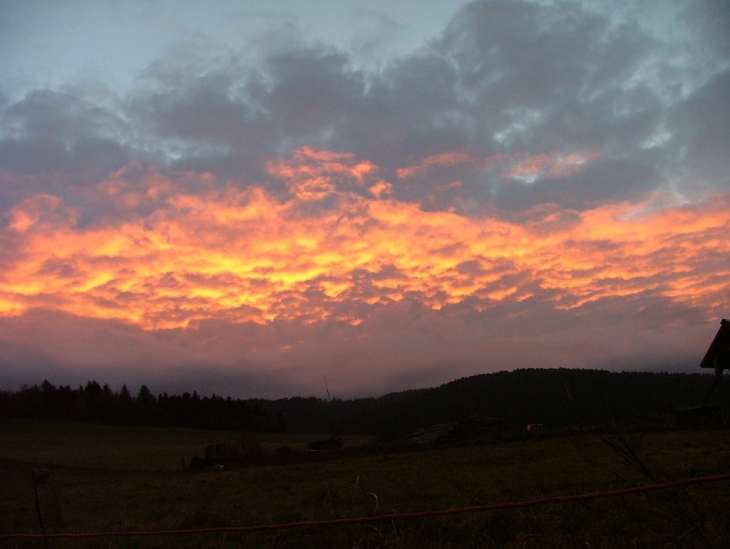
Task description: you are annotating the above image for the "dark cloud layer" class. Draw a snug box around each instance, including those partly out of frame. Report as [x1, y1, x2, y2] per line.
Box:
[3, 0, 727, 209]
[0, 294, 715, 398]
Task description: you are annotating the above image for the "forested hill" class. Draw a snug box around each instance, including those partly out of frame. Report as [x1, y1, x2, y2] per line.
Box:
[1, 369, 720, 436]
[249, 369, 720, 437]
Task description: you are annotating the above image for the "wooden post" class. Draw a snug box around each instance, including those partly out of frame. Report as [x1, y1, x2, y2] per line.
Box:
[716, 364, 730, 426]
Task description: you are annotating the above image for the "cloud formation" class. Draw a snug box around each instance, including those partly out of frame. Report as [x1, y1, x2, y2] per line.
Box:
[1, 0, 728, 396]
[1, 146, 728, 394]
[4, 146, 728, 326]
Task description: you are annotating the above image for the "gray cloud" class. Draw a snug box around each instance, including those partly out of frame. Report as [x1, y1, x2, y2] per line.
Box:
[669, 70, 730, 186]
[2, 1, 727, 211]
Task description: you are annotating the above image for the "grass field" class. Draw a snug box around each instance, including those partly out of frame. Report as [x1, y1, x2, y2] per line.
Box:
[1, 419, 729, 548]
[0, 420, 373, 470]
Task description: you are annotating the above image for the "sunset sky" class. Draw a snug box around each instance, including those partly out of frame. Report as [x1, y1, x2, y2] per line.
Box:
[1, 0, 729, 398]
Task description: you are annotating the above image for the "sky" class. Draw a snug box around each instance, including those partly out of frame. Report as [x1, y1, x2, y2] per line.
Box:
[1, 0, 729, 399]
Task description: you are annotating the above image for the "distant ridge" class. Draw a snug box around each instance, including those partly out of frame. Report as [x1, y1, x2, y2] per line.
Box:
[250, 369, 720, 436]
[2, 369, 720, 437]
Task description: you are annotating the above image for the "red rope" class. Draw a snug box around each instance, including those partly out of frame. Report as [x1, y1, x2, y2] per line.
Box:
[3, 473, 729, 541]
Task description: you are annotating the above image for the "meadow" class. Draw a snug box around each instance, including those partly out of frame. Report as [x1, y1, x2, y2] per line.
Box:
[1, 420, 729, 548]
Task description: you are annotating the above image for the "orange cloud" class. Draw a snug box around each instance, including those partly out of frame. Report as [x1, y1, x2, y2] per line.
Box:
[395, 149, 600, 185]
[1, 148, 727, 330]
[268, 146, 378, 200]
[396, 152, 475, 179]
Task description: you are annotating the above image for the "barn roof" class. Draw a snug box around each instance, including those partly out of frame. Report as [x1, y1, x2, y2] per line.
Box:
[699, 319, 730, 370]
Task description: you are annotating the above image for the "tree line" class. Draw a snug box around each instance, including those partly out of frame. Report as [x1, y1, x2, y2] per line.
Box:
[0, 369, 720, 436]
[251, 369, 721, 437]
[0, 380, 285, 432]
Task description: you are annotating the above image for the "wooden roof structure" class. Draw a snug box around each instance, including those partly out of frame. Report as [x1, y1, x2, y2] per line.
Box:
[698, 319, 730, 422]
[672, 320, 730, 425]
[699, 319, 730, 373]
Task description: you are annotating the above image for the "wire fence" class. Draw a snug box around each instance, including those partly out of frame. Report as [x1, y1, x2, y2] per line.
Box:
[2, 472, 729, 542]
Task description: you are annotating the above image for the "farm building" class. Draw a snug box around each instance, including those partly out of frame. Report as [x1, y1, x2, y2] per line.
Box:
[699, 319, 730, 372]
[699, 318, 730, 424]
[674, 319, 730, 426]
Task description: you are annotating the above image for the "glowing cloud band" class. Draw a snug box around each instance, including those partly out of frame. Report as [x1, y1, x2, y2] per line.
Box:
[2, 148, 728, 330]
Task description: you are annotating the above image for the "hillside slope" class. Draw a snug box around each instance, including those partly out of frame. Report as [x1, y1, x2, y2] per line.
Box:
[251, 369, 719, 436]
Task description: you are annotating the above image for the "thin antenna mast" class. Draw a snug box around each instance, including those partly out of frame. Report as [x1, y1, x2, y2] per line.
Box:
[324, 377, 331, 401]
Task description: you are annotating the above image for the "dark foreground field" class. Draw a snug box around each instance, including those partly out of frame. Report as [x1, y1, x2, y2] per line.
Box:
[1, 420, 729, 548]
